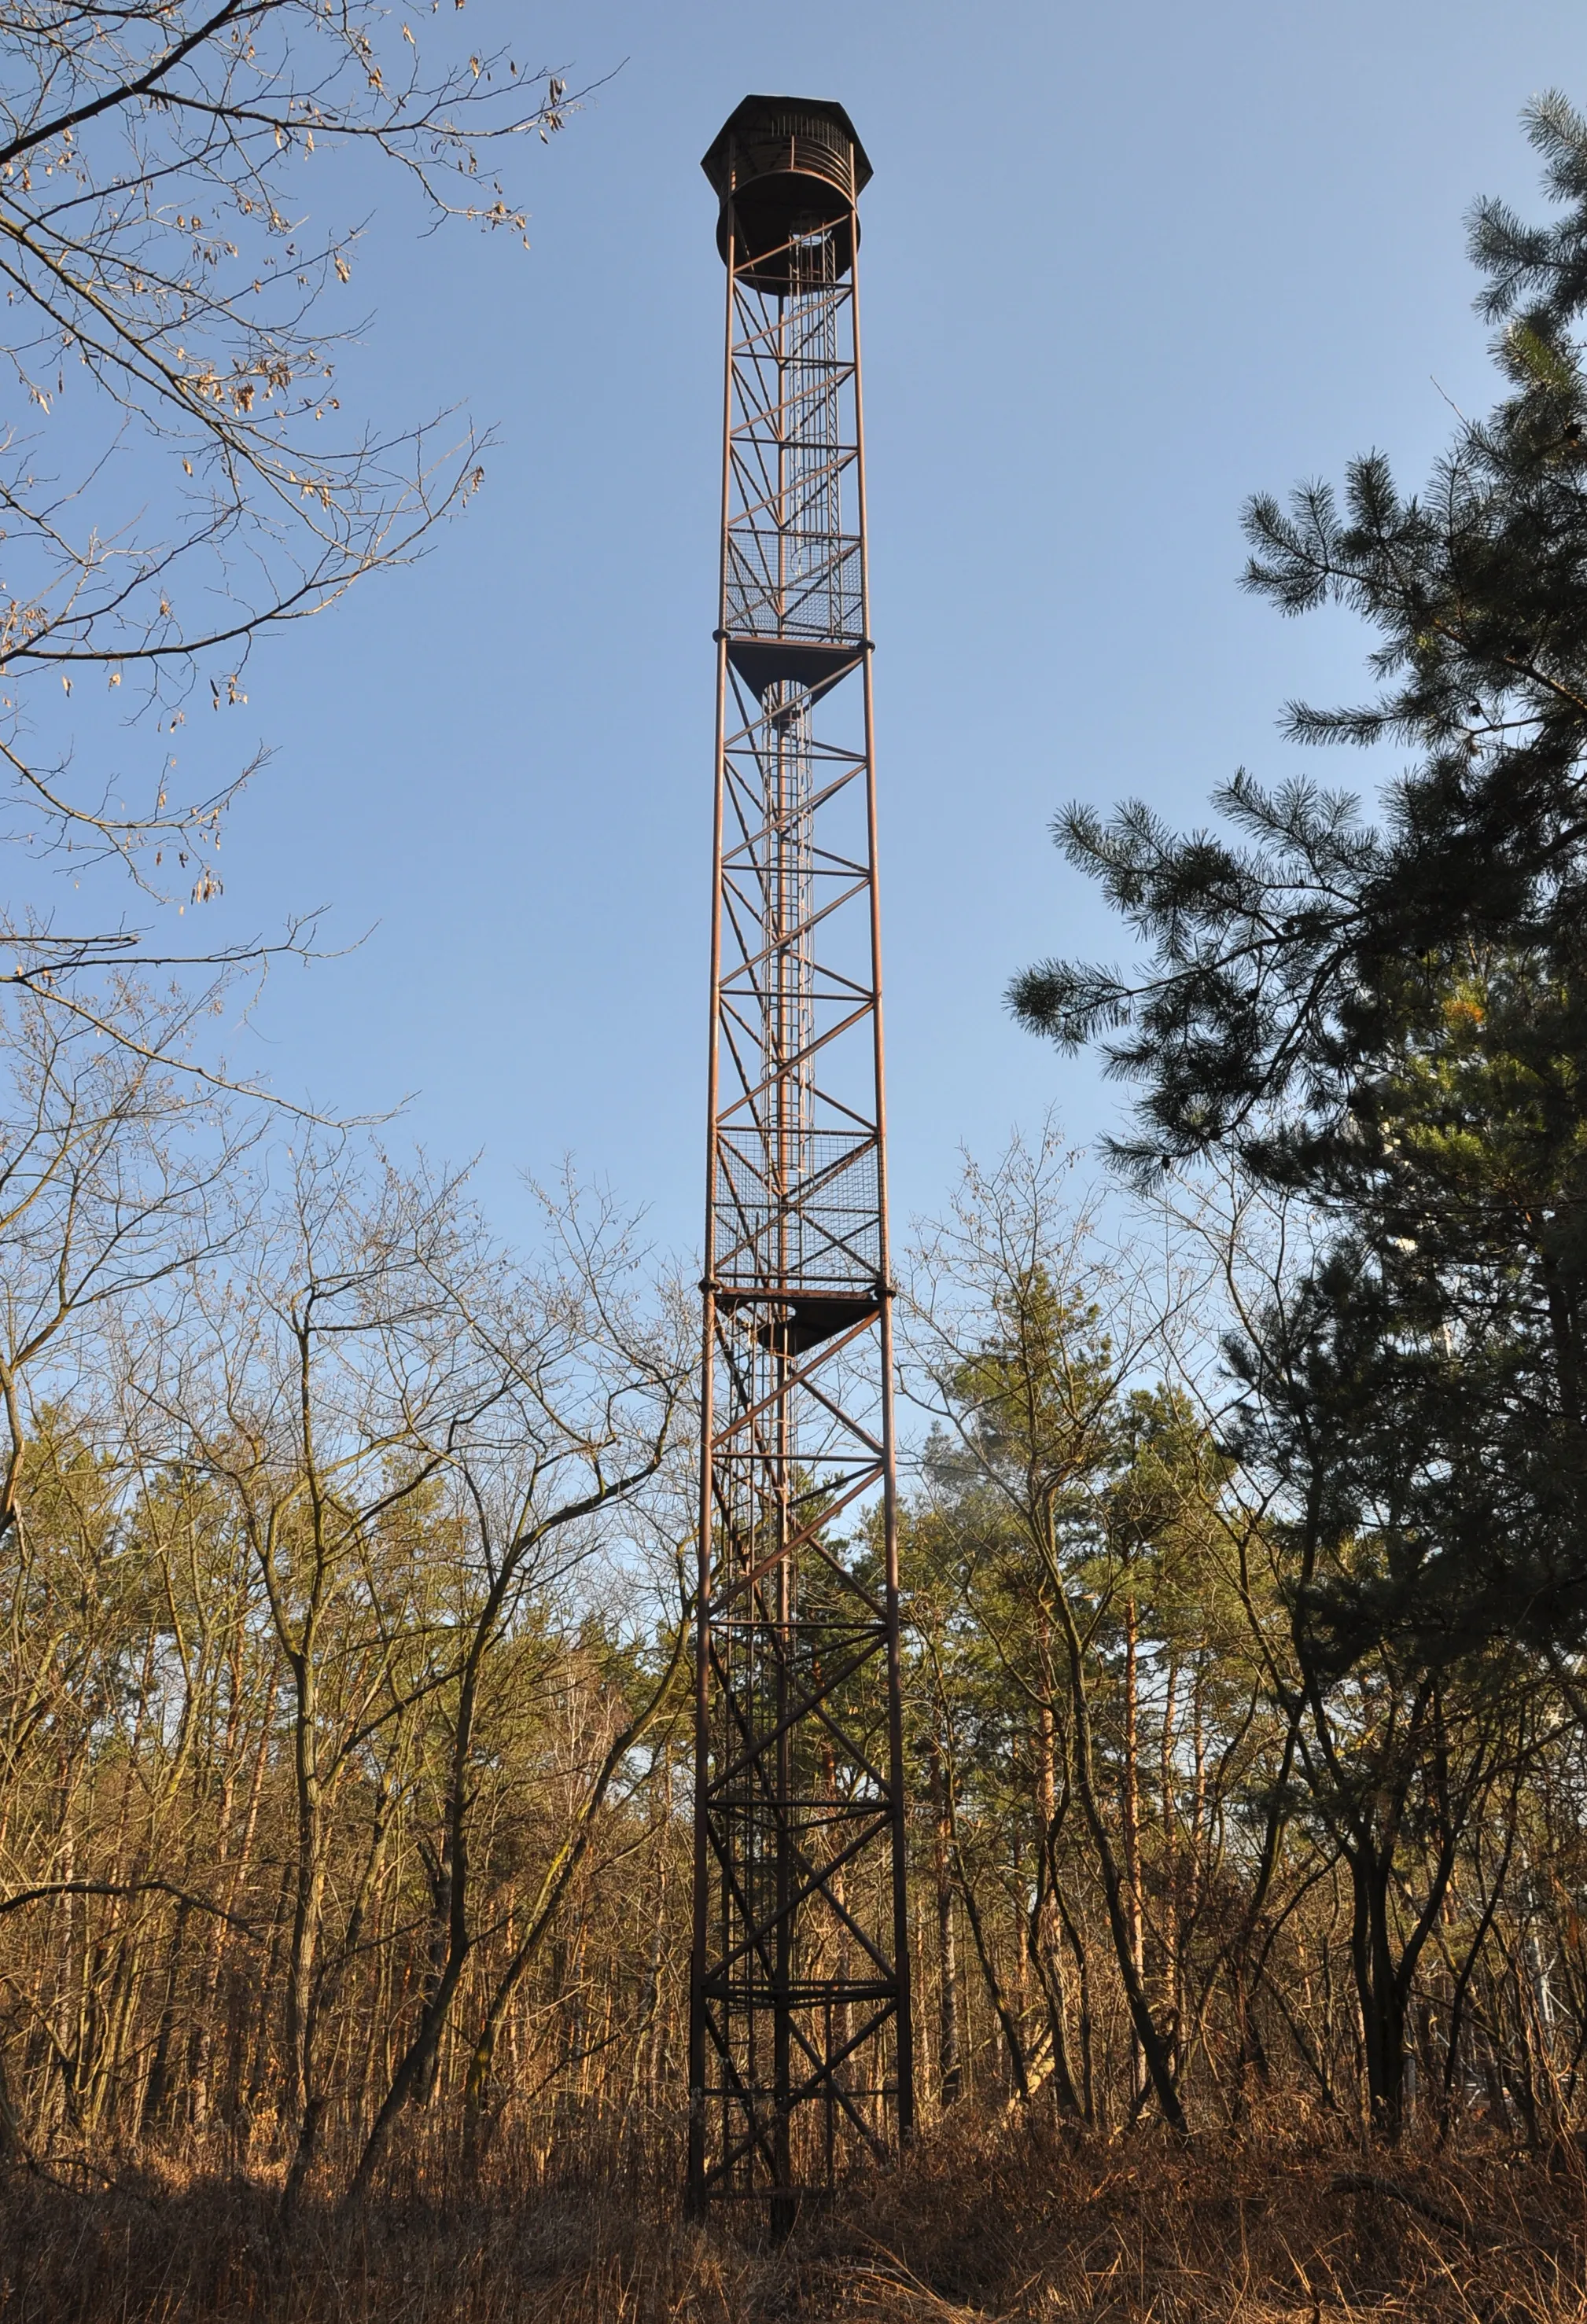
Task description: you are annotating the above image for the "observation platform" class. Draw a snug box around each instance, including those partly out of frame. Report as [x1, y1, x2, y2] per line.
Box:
[702, 95, 872, 292]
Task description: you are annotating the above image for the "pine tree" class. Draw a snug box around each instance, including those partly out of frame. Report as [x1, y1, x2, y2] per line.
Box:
[1011, 94, 1587, 1667]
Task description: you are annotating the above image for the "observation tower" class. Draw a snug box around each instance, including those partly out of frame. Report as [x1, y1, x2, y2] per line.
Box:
[688, 95, 914, 2224]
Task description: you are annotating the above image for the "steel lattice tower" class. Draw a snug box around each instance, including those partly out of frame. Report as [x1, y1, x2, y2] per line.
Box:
[689, 95, 913, 2223]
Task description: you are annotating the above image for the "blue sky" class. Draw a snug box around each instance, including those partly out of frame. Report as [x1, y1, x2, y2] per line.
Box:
[80, 0, 1587, 1259]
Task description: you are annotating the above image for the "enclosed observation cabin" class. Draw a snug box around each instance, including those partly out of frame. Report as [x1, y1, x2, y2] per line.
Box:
[701, 95, 872, 292]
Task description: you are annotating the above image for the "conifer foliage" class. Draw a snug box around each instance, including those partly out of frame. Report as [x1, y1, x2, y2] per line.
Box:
[1013, 94, 1587, 1668]
[1014, 91, 1587, 1181]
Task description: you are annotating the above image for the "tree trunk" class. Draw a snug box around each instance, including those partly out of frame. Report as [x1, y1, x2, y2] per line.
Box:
[1121, 1594, 1145, 2105]
[1350, 1846, 1408, 2136]
[1051, 1563, 1185, 2133]
[1031, 1696, 1084, 2119]
[928, 1741, 961, 2109]
[285, 1645, 325, 2141]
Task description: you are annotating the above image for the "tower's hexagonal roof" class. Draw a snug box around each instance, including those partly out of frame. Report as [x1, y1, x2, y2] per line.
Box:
[701, 96, 873, 200]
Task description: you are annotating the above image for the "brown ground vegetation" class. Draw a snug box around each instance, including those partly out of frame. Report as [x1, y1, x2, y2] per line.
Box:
[4, 2112, 1584, 2322]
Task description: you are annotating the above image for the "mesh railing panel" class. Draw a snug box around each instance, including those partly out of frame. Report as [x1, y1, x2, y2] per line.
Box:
[724, 531, 863, 646]
[715, 1131, 879, 1289]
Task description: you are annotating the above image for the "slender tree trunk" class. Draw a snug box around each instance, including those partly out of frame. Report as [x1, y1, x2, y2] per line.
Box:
[1031, 1696, 1084, 2118]
[954, 1847, 1031, 2105]
[1188, 1662, 1206, 1932]
[928, 1740, 961, 2109]
[1160, 1656, 1179, 2070]
[1121, 1594, 1145, 2104]
[1050, 1557, 1185, 2133]
[1054, 1883, 1097, 2127]
[140, 1898, 190, 2131]
[192, 1666, 274, 2135]
[1349, 1847, 1408, 2136]
[285, 1645, 325, 2139]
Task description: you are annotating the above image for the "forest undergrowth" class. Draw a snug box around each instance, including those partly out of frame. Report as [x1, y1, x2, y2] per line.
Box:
[3, 2110, 1583, 2323]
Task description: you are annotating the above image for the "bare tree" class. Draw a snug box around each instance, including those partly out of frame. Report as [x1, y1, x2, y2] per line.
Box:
[0, 0, 573, 1002]
[0, 973, 254, 1545]
[348, 1178, 689, 2197]
[141, 1143, 503, 2193]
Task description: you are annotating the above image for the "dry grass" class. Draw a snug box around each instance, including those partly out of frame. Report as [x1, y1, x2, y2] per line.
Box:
[2, 2113, 1584, 2322]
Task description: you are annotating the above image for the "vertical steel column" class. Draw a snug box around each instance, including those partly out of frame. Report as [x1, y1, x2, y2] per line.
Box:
[690, 96, 912, 2223]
